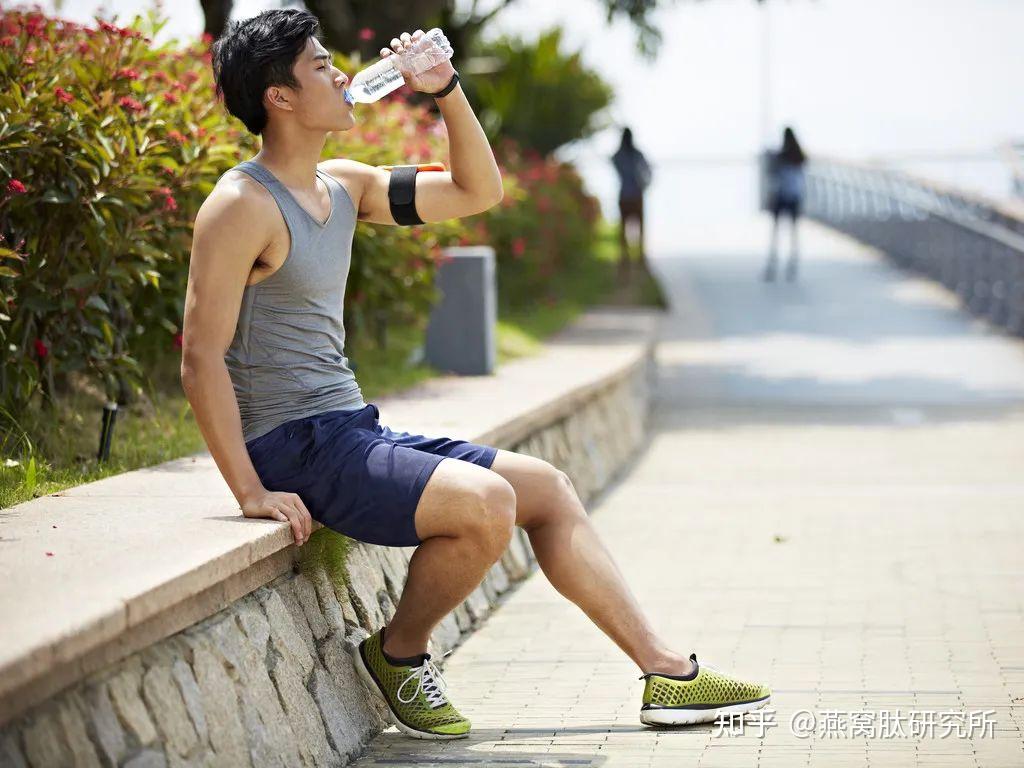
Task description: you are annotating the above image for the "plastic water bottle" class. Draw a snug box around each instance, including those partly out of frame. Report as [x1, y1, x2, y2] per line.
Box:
[344, 28, 454, 105]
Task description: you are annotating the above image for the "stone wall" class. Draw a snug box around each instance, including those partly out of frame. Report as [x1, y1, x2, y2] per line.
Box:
[0, 353, 653, 768]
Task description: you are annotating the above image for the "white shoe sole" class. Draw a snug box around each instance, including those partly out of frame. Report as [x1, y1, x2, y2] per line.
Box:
[353, 643, 469, 741]
[640, 695, 772, 726]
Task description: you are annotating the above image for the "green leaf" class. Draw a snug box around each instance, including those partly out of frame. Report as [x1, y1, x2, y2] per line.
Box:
[66, 273, 97, 289]
[85, 295, 110, 313]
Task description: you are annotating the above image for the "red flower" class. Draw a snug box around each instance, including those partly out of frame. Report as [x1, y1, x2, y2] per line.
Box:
[171, 80, 186, 92]
[200, 32, 214, 44]
[358, 27, 375, 41]
[512, 238, 527, 258]
[411, 258, 425, 271]
[172, 332, 183, 349]
[162, 195, 178, 212]
[0, 36, 14, 48]
[150, 70, 170, 83]
[182, 71, 200, 85]
[114, 67, 140, 80]
[167, 130, 186, 144]
[6, 179, 26, 194]
[77, 41, 90, 54]
[54, 87, 73, 104]
[22, 56, 35, 66]
[33, 338, 48, 358]
[163, 92, 179, 105]
[117, 96, 145, 113]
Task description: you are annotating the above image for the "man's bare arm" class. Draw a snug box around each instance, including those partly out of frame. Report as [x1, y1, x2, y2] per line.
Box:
[322, 77, 502, 223]
[179, 180, 313, 545]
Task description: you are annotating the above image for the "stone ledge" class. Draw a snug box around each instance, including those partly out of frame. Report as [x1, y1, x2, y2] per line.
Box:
[0, 307, 661, 730]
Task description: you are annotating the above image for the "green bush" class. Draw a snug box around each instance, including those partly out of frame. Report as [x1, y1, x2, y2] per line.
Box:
[466, 28, 613, 155]
[0, 8, 603, 426]
[479, 140, 601, 308]
[0, 9, 462, 415]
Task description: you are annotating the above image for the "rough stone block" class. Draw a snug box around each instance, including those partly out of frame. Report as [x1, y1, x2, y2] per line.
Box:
[0, 732, 28, 768]
[142, 664, 198, 757]
[265, 644, 335, 767]
[56, 692, 102, 768]
[182, 636, 248, 767]
[308, 665, 365, 764]
[206, 619, 299, 766]
[462, 585, 491, 623]
[85, 682, 128, 767]
[292, 572, 331, 642]
[259, 587, 315, 674]
[343, 544, 390, 630]
[306, 567, 346, 634]
[22, 708, 72, 768]
[123, 748, 167, 768]
[107, 659, 158, 748]
[170, 658, 209, 748]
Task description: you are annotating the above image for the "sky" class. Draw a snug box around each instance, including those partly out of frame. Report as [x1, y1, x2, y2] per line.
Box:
[39, 0, 1024, 231]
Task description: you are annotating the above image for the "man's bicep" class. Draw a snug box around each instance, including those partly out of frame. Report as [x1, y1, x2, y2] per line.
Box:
[181, 192, 267, 363]
[334, 160, 484, 225]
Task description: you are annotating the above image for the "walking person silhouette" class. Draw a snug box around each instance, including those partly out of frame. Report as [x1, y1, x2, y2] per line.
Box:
[763, 126, 807, 282]
[611, 127, 652, 279]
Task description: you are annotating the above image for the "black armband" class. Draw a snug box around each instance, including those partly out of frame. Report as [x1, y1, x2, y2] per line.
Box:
[388, 165, 423, 226]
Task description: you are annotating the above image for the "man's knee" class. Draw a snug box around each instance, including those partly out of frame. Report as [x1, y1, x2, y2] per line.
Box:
[464, 475, 516, 558]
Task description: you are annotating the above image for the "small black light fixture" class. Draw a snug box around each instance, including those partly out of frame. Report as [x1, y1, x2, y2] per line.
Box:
[97, 400, 118, 462]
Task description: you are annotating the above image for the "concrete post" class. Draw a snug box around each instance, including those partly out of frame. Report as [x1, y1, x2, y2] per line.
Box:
[425, 246, 496, 375]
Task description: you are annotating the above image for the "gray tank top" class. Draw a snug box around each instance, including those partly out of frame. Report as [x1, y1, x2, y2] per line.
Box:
[224, 159, 366, 444]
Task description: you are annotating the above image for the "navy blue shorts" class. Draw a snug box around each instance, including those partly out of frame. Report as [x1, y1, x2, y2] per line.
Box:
[244, 403, 498, 547]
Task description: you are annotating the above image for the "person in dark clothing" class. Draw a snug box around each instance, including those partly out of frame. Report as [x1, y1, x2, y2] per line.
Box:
[763, 126, 807, 282]
[612, 127, 652, 278]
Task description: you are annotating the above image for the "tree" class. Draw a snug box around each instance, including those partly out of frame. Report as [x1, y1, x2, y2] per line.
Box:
[200, 0, 672, 57]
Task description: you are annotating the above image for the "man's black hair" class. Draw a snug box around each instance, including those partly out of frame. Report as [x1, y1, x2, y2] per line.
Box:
[211, 9, 322, 135]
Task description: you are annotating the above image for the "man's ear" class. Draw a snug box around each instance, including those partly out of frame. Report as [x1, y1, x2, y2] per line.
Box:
[265, 85, 293, 113]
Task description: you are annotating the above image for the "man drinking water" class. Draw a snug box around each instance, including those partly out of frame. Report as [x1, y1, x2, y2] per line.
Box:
[180, 8, 770, 740]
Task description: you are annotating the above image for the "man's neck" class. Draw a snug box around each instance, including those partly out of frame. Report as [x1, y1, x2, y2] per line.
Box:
[252, 126, 329, 192]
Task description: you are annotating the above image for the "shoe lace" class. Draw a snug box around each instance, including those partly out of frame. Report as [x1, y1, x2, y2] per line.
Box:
[397, 650, 453, 709]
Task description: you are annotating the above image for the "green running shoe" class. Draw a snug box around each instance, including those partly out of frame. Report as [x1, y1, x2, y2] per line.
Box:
[354, 626, 471, 740]
[639, 652, 771, 726]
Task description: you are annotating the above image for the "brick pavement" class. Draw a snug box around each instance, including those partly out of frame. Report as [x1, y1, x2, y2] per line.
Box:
[352, 222, 1024, 767]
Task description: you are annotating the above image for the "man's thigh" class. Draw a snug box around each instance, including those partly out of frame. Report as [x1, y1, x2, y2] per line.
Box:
[413, 457, 513, 541]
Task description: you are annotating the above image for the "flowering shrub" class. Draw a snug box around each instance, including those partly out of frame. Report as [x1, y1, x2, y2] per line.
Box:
[0, 10, 461, 412]
[0, 8, 601, 416]
[479, 140, 601, 307]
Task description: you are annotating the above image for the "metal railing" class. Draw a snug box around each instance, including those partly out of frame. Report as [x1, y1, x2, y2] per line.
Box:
[804, 159, 1024, 337]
